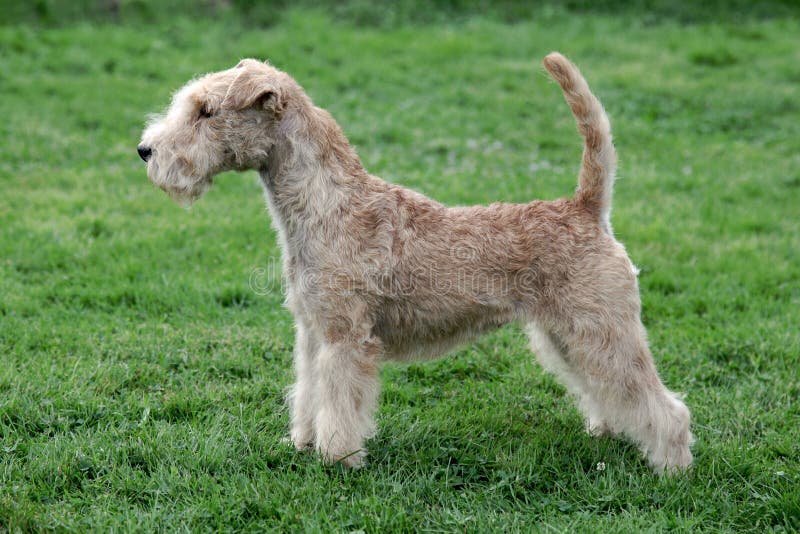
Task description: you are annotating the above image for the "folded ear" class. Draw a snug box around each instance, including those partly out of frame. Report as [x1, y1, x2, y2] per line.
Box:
[222, 67, 283, 115]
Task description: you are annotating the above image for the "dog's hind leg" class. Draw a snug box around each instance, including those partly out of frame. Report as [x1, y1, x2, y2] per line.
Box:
[526, 322, 613, 437]
[559, 320, 693, 473]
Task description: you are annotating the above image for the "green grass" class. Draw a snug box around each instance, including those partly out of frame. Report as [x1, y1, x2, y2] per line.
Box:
[1, 4, 799, 531]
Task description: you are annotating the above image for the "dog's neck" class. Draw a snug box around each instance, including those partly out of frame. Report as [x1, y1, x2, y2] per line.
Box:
[258, 104, 370, 249]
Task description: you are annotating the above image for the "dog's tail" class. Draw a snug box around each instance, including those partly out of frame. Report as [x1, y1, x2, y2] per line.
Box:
[542, 52, 617, 228]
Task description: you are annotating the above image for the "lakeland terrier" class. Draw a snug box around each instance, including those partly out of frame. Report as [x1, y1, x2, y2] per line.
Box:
[138, 53, 693, 472]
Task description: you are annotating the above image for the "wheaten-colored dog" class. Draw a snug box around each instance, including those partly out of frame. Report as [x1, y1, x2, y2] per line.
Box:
[138, 53, 693, 473]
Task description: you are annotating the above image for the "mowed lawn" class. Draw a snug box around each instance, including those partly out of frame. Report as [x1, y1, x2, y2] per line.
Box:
[1, 5, 799, 531]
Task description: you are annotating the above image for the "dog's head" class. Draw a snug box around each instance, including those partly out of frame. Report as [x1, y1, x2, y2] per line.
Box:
[138, 59, 295, 205]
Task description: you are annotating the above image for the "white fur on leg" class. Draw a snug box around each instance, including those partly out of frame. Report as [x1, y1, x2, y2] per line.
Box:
[638, 390, 694, 473]
[577, 369, 693, 474]
[529, 320, 693, 473]
[312, 341, 380, 468]
[526, 322, 612, 436]
[595, 387, 693, 474]
[287, 323, 319, 450]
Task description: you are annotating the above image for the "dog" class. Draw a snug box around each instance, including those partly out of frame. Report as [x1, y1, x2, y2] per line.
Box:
[138, 52, 693, 472]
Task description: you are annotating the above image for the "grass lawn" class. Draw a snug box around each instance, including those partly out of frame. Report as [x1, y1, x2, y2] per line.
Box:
[1, 3, 798, 531]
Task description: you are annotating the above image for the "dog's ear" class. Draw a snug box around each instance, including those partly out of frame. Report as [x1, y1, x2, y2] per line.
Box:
[222, 63, 283, 115]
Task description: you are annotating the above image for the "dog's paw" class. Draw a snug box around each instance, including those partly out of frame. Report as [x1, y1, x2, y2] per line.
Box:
[586, 416, 614, 437]
[317, 444, 367, 469]
[336, 448, 367, 469]
[648, 444, 693, 475]
[285, 432, 313, 451]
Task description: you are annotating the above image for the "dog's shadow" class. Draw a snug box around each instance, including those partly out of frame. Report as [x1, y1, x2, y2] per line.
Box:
[365, 408, 643, 490]
[336, 365, 646, 493]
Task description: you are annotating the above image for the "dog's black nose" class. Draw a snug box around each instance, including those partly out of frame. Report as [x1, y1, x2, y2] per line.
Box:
[137, 145, 152, 162]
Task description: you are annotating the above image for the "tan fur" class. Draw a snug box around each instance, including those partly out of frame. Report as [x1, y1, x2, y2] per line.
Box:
[139, 52, 693, 473]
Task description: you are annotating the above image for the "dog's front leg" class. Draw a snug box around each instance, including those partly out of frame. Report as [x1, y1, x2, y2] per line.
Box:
[287, 321, 319, 450]
[312, 338, 381, 468]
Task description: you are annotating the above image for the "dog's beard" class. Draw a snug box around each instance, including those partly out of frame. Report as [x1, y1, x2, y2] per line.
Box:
[163, 179, 212, 208]
[147, 155, 213, 207]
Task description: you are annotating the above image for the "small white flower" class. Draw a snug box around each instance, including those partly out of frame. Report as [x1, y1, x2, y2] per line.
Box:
[596, 462, 606, 471]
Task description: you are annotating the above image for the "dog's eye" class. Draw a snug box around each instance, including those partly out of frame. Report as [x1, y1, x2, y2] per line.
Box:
[199, 105, 214, 119]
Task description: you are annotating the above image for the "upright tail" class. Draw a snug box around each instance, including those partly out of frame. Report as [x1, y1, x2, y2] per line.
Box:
[543, 52, 617, 229]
